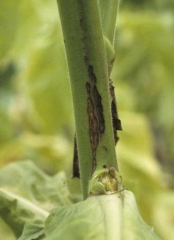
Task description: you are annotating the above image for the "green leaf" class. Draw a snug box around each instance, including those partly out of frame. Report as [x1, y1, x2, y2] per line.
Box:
[98, 0, 120, 44]
[0, 161, 72, 238]
[45, 193, 122, 240]
[44, 190, 161, 240]
[18, 223, 45, 240]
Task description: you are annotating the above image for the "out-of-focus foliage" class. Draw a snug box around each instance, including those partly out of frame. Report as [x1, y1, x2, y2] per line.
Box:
[122, 0, 174, 10]
[0, 161, 161, 240]
[0, 161, 72, 240]
[0, 0, 73, 174]
[114, 10, 174, 179]
[0, 0, 174, 240]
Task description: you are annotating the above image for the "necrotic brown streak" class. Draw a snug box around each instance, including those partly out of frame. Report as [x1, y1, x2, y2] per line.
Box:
[72, 78, 122, 177]
[86, 82, 101, 171]
[93, 84, 105, 135]
[109, 81, 122, 144]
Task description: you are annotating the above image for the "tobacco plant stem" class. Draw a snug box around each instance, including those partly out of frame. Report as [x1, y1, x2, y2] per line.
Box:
[57, 0, 118, 199]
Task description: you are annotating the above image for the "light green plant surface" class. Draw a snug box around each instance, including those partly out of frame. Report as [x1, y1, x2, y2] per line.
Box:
[0, 161, 161, 240]
[0, 161, 72, 239]
[44, 191, 161, 240]
[0, 0, 174, 240]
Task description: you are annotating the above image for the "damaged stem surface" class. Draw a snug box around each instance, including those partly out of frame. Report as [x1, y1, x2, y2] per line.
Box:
[57, 0, 118, 199]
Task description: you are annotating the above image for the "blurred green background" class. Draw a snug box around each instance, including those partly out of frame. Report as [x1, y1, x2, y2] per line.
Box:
[0, 0, 174, 239]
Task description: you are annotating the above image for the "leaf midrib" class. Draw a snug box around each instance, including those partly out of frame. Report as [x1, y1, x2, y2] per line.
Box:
[0, 187, 49, 218]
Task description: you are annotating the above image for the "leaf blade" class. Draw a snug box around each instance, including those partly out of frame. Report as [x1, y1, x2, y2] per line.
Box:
[44, 190, 161, 240]
[0, 160, 72, 238]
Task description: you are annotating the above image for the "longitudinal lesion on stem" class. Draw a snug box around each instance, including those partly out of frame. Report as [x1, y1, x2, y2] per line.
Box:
[86, 82, 99, 170]
[73, 76, 122, 178]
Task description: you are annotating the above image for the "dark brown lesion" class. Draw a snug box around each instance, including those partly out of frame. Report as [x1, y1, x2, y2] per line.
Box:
[72, 136, 80, 178]
[86, 82, 100, 172]
[109, 80, 122, 145]
[72, 81, 103, 177]
[93, 85, 105, 135]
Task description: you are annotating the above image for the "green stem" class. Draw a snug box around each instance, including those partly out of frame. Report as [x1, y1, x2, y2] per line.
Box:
[57, 0, 118, 199]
